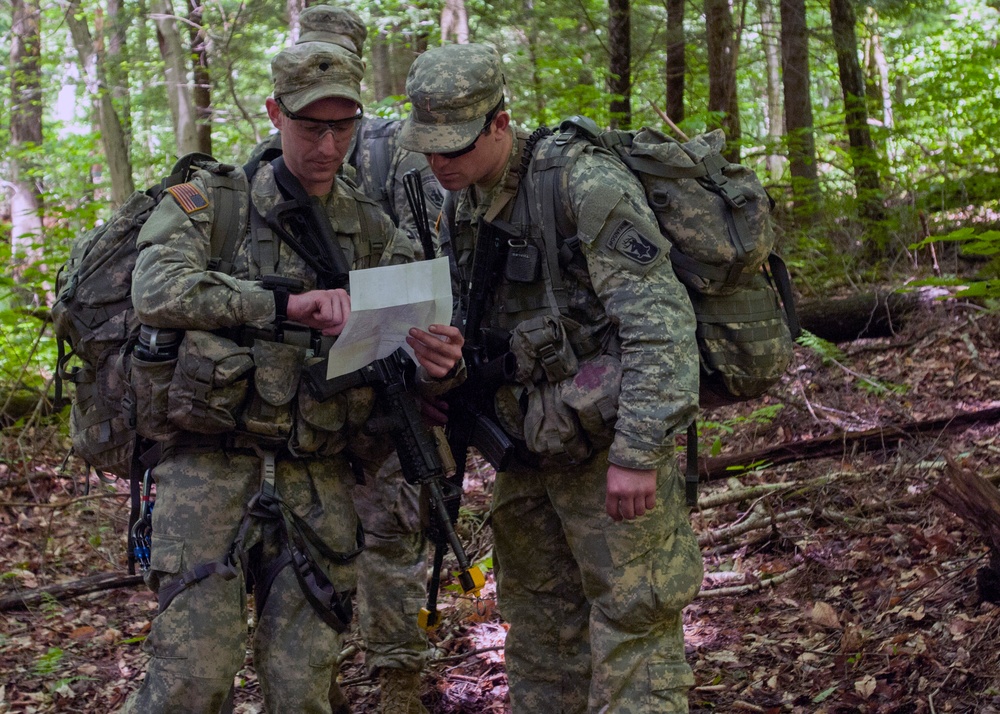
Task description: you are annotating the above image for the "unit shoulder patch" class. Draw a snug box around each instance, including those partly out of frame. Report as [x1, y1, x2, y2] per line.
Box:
[166, 183, 209, 214]
[605, 220, 660, 265]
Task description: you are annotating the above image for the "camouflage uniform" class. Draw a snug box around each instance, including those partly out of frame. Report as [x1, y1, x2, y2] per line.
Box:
[120, 31, 426, 714]
[400, 45, 704, 713]
[242, 6, 444, 702]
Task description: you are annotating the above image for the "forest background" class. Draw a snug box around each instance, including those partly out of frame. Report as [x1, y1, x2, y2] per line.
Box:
[2, 0, 1000, 712]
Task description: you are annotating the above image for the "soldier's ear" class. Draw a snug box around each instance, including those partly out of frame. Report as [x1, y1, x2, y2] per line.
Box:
[494, 111, 511, 133]
[265, 97, 283, 130]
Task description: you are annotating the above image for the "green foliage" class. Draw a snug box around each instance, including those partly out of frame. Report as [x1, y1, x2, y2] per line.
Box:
[696, 405, 785, 459]
[32, 647, 65, 677]
[909, 227, 1000, 299]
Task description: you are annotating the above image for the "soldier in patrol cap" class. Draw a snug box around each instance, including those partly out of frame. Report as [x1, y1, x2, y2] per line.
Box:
[120, 26, 464, 714]
[401, 43, 704, 713]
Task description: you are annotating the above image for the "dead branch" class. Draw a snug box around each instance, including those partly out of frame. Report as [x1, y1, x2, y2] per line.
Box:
[698, 507, 815, 548]
[697, 564, 807, 598]
[701, 406, 1000, 481]
[0, 571, 145, 612]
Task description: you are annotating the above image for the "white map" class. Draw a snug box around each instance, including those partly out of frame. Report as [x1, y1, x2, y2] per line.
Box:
[325, 257, 453, 379]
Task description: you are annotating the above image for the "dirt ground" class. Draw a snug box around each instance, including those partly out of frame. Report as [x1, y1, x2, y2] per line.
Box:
[2, 300, 999, 713]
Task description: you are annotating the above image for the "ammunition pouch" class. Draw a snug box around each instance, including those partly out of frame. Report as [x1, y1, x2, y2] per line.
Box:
[510, 314, 580, 385]
[292, 357, 348, 456]
[520, 353, 622, 464]
[240, 340, 301, 441]
[167, 331, 254, 434]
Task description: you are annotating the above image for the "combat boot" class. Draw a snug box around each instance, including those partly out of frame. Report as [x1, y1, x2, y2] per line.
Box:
[378, 668, 428, 714]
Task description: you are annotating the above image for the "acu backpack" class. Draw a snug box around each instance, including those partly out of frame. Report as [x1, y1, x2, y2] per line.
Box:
[523, 117, 801, 503]
[52, 153, 249, 483]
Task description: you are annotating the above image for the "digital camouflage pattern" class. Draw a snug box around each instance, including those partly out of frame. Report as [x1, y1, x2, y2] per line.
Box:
[123, 449, 358, 714]
[452, 128, 700, 469]
[350, 115, 444, 257]
[398, 44, 506, 155]
[432, 45, 702, 706]
[352, 453, 430, 674]
[122, 160, 411, 713]
[297, 3, 367, 55]
[492, 456, 703, 713]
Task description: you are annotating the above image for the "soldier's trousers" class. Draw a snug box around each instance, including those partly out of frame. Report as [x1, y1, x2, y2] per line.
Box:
[353, 453, 430, 674]
[492, 453, 703, 714]
[121, 447, 359, 714]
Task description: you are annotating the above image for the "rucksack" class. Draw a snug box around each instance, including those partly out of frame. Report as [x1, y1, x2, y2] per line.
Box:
[51, 152, 249, 481]
[507, 117, 801, 504]
[529, 116, 800, 411]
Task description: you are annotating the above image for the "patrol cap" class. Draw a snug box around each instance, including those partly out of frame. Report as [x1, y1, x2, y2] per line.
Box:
[271, 41, 364, 113]
[398, 44, 506, 154]
[298, 5, 366, 57]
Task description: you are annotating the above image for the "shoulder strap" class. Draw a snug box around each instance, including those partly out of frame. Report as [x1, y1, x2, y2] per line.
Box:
[520, 126, 586, 314]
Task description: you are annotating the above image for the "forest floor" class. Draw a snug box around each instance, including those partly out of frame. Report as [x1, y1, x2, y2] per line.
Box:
[2, 298, 1000, 713]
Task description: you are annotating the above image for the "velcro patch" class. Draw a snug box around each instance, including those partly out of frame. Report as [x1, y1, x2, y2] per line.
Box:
[166, 183, 209, 214]
[606, 220, 660, 265]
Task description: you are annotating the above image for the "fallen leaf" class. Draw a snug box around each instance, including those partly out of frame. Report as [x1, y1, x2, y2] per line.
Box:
[811, 601, 842, 629]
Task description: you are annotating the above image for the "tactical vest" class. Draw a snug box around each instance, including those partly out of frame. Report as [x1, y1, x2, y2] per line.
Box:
[451, 129, 619, 364]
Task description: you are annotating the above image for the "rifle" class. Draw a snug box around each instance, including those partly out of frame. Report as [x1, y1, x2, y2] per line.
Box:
[303, 350, 485, 598]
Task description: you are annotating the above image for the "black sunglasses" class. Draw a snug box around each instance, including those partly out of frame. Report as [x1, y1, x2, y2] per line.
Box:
[436, 100, 505, 160]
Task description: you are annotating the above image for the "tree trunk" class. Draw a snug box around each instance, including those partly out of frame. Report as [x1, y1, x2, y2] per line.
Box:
[63, 0, 135, 206]
[151, 0, 199, 157]
[865, 8, 893, 131]
[187, 0, 212, 155]
[779, 0, 820, 220]
[704, 0, 740, 162]
[371, 30, 393, 102]
[608, 0, 632, 129]
[523, 0, 546, 119]
[104, 0, 131, 141]
[829, 0, 885, 228]
[441, 0, 469, 44]
[665, 0, 685, 125]
[757, 0, 785, 183]
[10, 0, 44, 295]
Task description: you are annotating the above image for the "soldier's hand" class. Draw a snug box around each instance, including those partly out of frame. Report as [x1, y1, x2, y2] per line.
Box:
[286, 289, 351, 336]
[606, 465, 657, 521]
[407, 324, 464, 379]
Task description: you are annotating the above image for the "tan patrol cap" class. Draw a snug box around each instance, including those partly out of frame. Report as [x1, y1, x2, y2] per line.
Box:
[298, 5, 366, 57]
[398, 44, 506, 154]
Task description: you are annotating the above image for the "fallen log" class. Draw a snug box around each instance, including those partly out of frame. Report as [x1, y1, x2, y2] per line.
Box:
[700, 405, 1000, 481]
[796, 290, 924, 343]
[0, 571, 144, 612]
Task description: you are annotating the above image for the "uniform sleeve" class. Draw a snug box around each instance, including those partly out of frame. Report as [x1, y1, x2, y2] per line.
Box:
[568, 150, 700, 469]
[132, 172, 275, 330]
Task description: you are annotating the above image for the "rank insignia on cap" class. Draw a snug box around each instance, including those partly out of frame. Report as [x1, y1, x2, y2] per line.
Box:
[606, 220, 660, 265]
[166, 183, 209, 214]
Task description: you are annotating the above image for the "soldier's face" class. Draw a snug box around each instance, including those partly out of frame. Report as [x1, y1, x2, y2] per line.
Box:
[424, 112, 511, 191]
[267, 96, 360, 196]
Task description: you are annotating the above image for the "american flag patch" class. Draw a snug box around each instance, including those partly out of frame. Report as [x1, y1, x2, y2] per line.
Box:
[166, 183, 209, 213]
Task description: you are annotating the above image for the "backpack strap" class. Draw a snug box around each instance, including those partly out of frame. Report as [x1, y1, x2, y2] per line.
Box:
[352, 116, 399, 221]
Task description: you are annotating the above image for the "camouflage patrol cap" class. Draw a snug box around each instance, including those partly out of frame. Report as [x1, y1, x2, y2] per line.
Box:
[298, 5, 366, 58]
[398, 44, 506, 154]
[271, 41, 364, 113]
